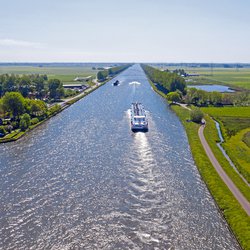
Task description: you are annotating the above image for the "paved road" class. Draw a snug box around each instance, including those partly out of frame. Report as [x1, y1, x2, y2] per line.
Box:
[199, 124, 250, 216]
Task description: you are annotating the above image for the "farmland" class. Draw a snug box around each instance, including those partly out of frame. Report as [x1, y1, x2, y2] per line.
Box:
[201, 106, 250, 184]
[0, 66, 97, 85]
[186, 67, 250, 90]
[156, 66, 250, 90]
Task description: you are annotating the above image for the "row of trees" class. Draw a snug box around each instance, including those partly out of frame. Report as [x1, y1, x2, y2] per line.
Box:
[185, 88, 250, 106]
[141, 64, 186, 94]
[97, 64, 132, 81]
[0, 74, 65, 100]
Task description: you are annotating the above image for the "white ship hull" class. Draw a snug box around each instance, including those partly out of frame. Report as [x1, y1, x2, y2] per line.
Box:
[130, 102, 148, 132]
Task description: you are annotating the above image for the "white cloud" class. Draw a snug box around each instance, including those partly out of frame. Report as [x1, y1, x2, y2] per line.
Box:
[0, 38, 45, 48]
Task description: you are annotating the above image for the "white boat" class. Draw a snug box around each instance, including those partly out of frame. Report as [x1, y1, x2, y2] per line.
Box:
[130, 103, 148, 132]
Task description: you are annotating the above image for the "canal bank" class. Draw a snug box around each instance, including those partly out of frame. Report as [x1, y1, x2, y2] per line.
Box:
[0, 73, 120, 143]
[0, 64, 240, 249]
[144, 72, 250, 249]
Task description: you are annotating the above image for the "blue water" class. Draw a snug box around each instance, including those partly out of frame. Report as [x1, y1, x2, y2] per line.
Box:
[188, 84, 235, 92]
[0, 65, 240, 249]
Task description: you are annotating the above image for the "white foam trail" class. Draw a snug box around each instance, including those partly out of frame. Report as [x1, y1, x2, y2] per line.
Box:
[129, 81, 141, 85]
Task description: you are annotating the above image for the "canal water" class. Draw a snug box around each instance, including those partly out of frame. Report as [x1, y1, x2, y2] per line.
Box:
[0, 65, 240, 249]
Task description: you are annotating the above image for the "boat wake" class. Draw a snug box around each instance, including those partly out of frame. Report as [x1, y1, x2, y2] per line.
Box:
[129, 81, 141, 85]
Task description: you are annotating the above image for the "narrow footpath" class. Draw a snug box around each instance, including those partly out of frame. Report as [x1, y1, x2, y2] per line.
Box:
[175, 102, 250, 216]
[198, 124, 250, 216]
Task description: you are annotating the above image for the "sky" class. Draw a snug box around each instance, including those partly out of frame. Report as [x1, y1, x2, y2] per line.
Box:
[0, 0, 250, 63]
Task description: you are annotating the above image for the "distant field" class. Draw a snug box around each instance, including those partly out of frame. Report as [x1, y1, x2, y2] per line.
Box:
[201, 107, 250, 136]
[157, 66, 250, 90]
[201, 107, 250, 117]
[0, 66, 97, 84]
[190, 68, 250, 90]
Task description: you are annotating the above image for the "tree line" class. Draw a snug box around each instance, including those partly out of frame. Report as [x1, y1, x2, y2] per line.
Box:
[185, 88, 250, 106]
[97, 64, 132, 81]
[141, 64, 186, 94]
[0, 74, 65, 100]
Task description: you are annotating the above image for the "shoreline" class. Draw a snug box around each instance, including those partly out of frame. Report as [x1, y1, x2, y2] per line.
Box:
[0, 77, 112, 144]
[146, 77, 249, 249]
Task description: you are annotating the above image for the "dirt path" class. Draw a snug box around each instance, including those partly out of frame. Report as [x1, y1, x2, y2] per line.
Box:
[199, 124, 250, 216]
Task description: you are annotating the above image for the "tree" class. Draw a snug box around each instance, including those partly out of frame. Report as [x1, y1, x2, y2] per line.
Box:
[190, 108, 204, 123]
[166, 91, 181, 103]
[18, 75, 31, 97]
[2, 92, 25, 118]
[97, 70, 108, 81]
[56, 86, 65, 99]
[19, 113, 31, 131]
[34, 77, 45, 99]
[209, 91, 222, 105]
[26, 99, 47, 116]
[48, 79, 63, 99]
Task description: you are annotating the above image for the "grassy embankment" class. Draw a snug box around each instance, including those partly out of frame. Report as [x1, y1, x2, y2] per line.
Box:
[201, 107, 250, 185]
[171, 105, 250, 250]
[144, 73, 250, 249]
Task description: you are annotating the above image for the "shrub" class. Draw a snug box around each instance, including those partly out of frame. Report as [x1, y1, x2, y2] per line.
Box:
[30, 118, 39, 125]
[48, 104, 61, 116]
[20, 119, 28, 131]
[190, 107, 204, 123]
[166, 91, 181, 103]
[0, 125, 6, 135]
[11, 121, 19, 129]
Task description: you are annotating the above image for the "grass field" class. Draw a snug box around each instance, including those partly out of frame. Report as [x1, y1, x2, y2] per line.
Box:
[201, 107, 250, 137]
[188, 68, 250, 90]
[171, 105, 250, 250]
[224, 128, 250, 183]
[243, 131, 250, 147]
[0, 66, 97, 84]
[201, 106, 250, 185]
[156, 66, 250, 90]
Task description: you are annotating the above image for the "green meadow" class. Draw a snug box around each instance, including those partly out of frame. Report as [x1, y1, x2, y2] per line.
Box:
[171, 105, 250, 250]
[159, 66, 250, 90]
[201, 107, 250, 184]
[187, 67, 250, 90]
[0, 66, 97, 84]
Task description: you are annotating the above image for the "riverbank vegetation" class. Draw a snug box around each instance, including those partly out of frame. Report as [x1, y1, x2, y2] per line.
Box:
[141, 64, 186, 94]
[171, 105, 250, 250]
[141, 64, 250, 107]
[144, 64, 250, 249]
[97, 64, 132, 81]
[0, 73, 67, 140]
[0, 64, 128, 142]
[201, 107, 250, 184]
[157, 65, 250, 90]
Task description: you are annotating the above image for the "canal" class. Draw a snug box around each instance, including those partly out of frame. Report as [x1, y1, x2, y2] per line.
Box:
[0, 65, 240, 249]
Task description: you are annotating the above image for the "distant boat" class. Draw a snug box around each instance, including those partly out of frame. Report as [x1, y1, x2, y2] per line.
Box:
[113, 80, 120, 86]
[130, 103, 148, 132]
